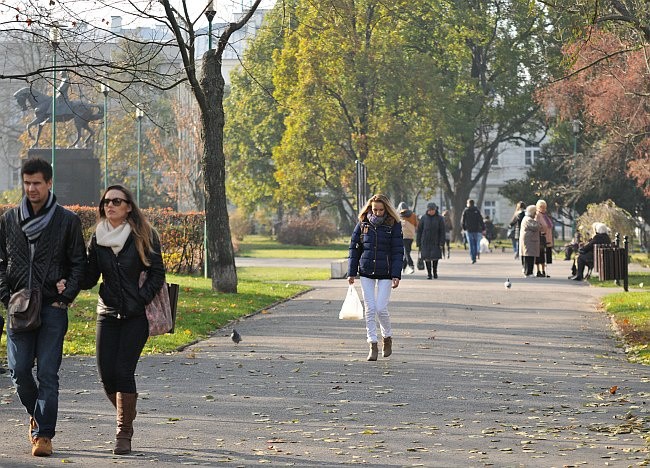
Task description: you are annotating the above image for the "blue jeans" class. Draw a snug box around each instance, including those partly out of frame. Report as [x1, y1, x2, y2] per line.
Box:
[7, 305, 68, 439]
[467, 231, 481, 262]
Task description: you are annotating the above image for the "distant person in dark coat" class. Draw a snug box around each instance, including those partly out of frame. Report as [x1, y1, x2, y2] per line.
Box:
[461, 199, 485, 264]
[416, 202, 445, 279]
[508, 201, 526, 259]
[569, 223, 611, 281]
[442, 209, 452, 258]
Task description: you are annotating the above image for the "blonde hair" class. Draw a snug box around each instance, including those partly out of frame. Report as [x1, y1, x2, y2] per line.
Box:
[358, 194, 400, 225]
[536, 199, 547, 211]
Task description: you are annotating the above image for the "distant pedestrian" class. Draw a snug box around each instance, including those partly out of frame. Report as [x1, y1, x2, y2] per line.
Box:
[569, 223, 611, 281]
[416, 202, 445, 279]
[80, 185, 166, 455]
[461, 199, 485, 264]
[347, 194, 403, 361]
[484, 215, 496, 249]
[508, 201, 526, 259]
[442, 210, 452, 258]
[534, 199, 554, 278]
[519, 205, 540, 277]
[397, 202, 418, 274]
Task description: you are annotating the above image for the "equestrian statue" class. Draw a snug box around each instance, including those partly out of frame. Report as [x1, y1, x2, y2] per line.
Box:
[14, 72, 104, 149]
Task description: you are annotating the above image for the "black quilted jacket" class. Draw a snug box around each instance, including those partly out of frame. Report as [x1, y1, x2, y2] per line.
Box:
[0, 205, 87, 308]
[82, 232, 165, 319]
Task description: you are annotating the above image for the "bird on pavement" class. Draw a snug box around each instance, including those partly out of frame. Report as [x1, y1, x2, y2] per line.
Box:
[504, 278, 512, 289]
[231, 329, 242, 344]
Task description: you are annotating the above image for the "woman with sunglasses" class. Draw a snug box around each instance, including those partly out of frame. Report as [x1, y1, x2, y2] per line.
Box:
[80, 185, 165, 455]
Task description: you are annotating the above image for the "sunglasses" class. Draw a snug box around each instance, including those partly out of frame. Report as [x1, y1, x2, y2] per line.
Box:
[101, 197, 129, 207]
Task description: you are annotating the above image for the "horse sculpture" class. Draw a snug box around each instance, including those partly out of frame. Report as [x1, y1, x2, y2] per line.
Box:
[13, 87, 103, 148]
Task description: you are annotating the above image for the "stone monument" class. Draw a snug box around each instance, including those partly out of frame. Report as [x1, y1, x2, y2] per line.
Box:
[14, 75, 103, 206]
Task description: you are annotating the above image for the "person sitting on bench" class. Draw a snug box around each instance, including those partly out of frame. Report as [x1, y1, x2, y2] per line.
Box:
[569, 222, 611, 281]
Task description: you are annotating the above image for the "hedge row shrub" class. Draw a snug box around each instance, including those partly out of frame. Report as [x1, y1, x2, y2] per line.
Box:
[0, 204, 205, 274]
[276, 216, 338, 246]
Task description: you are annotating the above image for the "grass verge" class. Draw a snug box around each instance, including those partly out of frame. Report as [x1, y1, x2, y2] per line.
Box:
[237, 234, 348, 258]
[593, 272, 650, 365]
[1, 266, 326, 358]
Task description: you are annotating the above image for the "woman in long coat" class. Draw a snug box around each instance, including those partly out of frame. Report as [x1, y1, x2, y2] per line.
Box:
[416, 202, 446, 279]
[519, 205, 540, 277]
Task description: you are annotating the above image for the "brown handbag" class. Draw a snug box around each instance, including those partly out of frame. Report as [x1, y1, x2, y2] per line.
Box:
[139, 271, 178, 336]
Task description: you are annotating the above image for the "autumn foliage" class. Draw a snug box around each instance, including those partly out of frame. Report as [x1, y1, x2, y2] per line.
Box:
[537, 29, 650, 196]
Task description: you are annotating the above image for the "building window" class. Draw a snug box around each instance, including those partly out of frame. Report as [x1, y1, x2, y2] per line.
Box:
[483, 200, 496, 221]
[525, 147, 540, 166]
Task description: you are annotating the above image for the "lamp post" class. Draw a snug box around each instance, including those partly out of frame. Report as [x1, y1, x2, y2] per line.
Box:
[50, 23, 61, 192]
[101, 84, 109, 190]
[571, 119, 581, 235]
[205, 1, 216, 50]
[135, 104, 144, 205]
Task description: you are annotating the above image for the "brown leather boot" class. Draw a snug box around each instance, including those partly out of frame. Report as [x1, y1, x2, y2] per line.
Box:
[114, 392, 137, 455]
[367, 342, 378, 361]
[382, 336, 393, 358]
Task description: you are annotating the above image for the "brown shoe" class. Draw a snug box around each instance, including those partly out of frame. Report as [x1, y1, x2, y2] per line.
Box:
[382, 336, 393, 358]
[367, 342, 378, 361]
[32, 437, 52, 457]
[28, 417, 36, 444]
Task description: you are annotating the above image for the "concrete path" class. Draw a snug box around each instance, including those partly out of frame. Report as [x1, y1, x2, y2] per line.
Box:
[0, 249, 648, 467]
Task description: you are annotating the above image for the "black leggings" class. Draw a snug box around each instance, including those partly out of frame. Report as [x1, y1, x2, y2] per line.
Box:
[96, 314, 149, 394]
[403, 239, 414, 269]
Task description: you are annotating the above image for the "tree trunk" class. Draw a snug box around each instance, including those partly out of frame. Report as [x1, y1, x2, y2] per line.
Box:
[199, 50, 237, 293]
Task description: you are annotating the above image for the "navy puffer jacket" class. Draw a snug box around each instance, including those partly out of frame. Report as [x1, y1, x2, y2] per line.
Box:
[348, 218, 404, 280]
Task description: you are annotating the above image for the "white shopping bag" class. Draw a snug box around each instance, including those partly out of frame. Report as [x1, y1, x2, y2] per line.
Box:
[339, 285, 364, 320]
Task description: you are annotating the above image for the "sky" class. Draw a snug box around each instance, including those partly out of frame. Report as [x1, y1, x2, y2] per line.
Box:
[2, 1, 275, 30]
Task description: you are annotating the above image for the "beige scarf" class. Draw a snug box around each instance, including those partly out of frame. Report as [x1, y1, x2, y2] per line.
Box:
[96, 219, 132, 255]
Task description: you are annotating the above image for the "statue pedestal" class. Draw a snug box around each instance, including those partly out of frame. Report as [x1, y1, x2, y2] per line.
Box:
[26, 148, 100, 207]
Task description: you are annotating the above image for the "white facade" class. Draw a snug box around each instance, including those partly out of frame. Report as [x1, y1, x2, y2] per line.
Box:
[418, 142, 542, 228]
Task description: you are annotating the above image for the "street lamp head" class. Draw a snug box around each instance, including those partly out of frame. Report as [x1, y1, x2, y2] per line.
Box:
[49, 23, 61, 48]
[571, 119, 581, 136]
[205, 0, 216, 21]
[135, 104, 144, 120]
[101, 83, 109, 96]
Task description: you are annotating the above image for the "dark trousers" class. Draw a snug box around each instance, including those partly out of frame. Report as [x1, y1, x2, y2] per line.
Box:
[522, 256, 535, 276]
[575, 256, 589, 279]
[96, 314, 149, 394]
[402, 239, 414, 269]
[425, 260, 439, 277]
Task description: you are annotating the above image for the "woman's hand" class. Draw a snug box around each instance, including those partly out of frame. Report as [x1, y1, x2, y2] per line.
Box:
[56, 279, 67, 294]
[392, 278, 400, 289]
[348, 276, 355, 285]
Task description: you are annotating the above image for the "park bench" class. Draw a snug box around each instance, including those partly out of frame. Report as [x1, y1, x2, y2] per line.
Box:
[593, 234, 629, 291]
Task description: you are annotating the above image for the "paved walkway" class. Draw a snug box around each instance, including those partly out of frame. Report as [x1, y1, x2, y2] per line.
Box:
[0, 250, 648, 467]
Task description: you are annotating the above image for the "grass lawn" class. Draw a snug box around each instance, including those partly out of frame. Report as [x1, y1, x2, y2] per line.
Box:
[0, 239, 336, 359]
[237, 234, 348, 258]
[591, 272, 650, 365]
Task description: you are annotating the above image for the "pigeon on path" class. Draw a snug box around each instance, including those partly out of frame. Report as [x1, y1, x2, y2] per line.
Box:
[504, 278, 512, 290]
[231, 329, 242, 344]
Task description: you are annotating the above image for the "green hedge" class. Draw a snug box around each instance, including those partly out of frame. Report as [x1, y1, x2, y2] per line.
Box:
[0, 204, 205, 274]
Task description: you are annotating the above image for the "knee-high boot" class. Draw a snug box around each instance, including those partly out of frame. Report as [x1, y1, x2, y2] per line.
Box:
[433, 260, 438, 279]
[114, 392, 138, 455]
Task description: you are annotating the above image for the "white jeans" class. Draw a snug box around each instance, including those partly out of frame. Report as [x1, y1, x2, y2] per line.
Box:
[360, 276, 393, 343]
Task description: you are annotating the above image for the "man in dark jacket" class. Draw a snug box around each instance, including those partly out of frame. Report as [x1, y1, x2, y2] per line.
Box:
[0, 158, 86, 457]
[461, 199, 485, 264]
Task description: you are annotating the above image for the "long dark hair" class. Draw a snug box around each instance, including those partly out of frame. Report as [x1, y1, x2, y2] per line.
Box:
[98, 184, 156, 266]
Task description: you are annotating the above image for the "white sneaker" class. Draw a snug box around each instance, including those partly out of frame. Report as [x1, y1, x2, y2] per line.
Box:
[406, 266, 414, 274]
